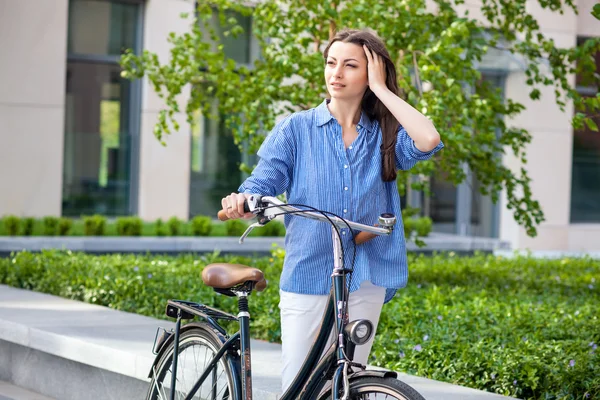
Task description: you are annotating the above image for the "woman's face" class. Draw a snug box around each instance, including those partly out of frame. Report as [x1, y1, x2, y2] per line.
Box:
[324, 41, 369, 101]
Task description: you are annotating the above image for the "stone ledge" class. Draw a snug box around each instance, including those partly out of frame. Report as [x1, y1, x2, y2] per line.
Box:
[0, 284, 518, 400]
[0, 233, 510, 256]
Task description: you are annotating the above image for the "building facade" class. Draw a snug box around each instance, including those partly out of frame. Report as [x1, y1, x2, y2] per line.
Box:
[0, 0, 598, 251]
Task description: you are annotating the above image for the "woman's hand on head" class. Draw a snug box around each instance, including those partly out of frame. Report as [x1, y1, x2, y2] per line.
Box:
[363, 45, 387, 95]
[221, 192, 254, 220]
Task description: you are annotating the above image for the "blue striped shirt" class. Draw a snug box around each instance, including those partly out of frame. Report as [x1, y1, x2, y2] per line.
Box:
[239, 99, 444, 302]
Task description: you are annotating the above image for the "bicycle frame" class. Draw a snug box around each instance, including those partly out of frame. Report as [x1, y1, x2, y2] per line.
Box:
[162, 280, 338, 400]
[157, 196, 396, 400]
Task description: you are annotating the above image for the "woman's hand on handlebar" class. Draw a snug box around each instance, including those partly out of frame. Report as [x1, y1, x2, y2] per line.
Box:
[220, 192, 254, 220]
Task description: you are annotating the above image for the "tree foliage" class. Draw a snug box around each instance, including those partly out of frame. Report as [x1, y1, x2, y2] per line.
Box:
[121, 0, 600, 237]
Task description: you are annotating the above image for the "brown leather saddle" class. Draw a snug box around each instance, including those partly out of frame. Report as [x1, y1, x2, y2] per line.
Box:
[202, 263, 267, 296]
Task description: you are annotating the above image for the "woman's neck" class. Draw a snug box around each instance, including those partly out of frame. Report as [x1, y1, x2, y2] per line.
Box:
[327, 98, 362, 129]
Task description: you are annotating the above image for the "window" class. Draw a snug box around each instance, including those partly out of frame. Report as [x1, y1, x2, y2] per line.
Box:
[199, 8, 254, 65]
[570, 37, 600, 223]
[189, 8, 256, 217]
[189, 106, 254, 217]
[68, 0, 137, 56]
[62, 0, 141, 216]
[428, 172, 457, 234]
[422, 73, 504, 237]
[216, 10, 252, 64]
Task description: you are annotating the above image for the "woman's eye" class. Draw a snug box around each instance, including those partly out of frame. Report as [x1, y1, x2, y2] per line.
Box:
[327, 61, 335, 65]
[347, 64, 356, 68]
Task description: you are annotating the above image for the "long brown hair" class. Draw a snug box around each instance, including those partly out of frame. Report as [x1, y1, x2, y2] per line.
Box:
[323, 28, 400, 182]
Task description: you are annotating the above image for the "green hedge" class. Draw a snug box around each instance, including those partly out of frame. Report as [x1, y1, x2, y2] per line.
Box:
[0, 214, 432, 239]
[1, 250, 597, 399]
[0, 215, 287, 237]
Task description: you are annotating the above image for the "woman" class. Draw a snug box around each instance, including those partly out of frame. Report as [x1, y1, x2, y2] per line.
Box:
[221, 28, 444, 392]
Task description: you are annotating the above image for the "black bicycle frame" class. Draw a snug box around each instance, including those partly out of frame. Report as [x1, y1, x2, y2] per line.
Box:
[279, 226, 352, 400]
[160, 301, 243, 400]
[164, 226, 359, 400]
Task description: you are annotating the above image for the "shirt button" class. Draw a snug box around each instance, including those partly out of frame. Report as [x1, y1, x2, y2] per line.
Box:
[343, 209, 347, 213]
[349, 146, 353, 149]
[342, 231, 347, 235]
[344, 187, 348, 191]
[344, 165, 348, 169]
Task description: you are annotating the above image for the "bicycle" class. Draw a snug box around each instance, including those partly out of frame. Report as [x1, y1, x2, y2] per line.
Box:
[146, 194, 427, 400]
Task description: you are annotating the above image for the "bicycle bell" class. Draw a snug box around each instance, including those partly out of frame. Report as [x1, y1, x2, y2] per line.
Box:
[378, 213, 396, 228]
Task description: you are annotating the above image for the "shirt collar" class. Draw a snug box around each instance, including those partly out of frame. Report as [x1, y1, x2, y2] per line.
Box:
[315, 99, 374, 133]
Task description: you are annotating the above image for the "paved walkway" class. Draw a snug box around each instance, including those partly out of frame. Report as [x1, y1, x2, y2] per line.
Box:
[0, 381, 55, 400]
[0, 284, 517, 400]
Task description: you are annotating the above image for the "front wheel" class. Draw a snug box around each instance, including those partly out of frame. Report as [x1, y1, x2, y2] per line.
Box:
[146, 324, 236, 400]
[320, 376, 426, 400]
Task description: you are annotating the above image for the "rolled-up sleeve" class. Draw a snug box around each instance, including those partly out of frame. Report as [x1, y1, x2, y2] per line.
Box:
[238, 118, 295, 196]
[395, 125, 444, 170]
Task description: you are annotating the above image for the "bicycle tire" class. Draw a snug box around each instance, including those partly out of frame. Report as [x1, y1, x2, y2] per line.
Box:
[146, 324, 236, 400]
[319, 376, 426, 400]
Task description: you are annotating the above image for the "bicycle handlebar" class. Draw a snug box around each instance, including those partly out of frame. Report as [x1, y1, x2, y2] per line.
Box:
[217, 195, 395, 244]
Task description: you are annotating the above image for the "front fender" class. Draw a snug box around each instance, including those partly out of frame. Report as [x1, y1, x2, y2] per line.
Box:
[349, 368, 398, 381]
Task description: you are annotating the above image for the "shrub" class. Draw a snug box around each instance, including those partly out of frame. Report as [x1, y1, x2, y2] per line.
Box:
[414, 217, 432, 237]
[155, 219, 166, 236]
[225, 219, 247, 236]
[403, 217, 432, 243]
[1, 251, 598, 399]
[191, 216, 212, 236]
[42, 216, 59, 236]
[57, 218, 73, 236]
[3, 215, 20, 236]
[116, 217, 143, 236]
[167, 217, 182, 236]
[83, 215, 106, 236]
[22, 218, 35, 236]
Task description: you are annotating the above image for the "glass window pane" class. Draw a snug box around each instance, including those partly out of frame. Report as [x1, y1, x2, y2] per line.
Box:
[68, 0, 138, 56]
[428, 172, 457, 234]
[62, 62, 131, 216]
[470, 175, 498, 237]
[221, 11, 251, 64]
[570, 94, 600, 223]
[575, 37, 600, 88]
[571, 38, 600, 223]
[468, 73, 504, 237]
[189, 104, 249, 218]
[201, 10, 252, 65]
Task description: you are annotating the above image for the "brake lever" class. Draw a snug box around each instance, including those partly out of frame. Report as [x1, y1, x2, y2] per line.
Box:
[247, 194, 280, 225]
[239, 222, 262, 244]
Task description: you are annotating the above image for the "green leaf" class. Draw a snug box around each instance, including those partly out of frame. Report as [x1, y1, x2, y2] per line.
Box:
[584, 117, 599, 132]
[592, 3, 600, 20]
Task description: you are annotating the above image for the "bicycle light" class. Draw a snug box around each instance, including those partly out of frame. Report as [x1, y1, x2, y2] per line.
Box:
[378, 213, 396, 228]
[345, 319, 374, 345]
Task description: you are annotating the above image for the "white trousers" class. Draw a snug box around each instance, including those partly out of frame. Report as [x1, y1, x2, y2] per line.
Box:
[278, 281, 386, 392]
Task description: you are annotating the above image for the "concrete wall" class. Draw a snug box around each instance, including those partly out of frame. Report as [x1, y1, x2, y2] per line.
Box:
[0, 0, 68, 217]
[499, 0, 600, 251]
[577, 0, 600, 37]
[137, 0, 195, 221]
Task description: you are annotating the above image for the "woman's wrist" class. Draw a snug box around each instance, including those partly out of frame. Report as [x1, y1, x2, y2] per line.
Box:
[370, 84, 390, 98]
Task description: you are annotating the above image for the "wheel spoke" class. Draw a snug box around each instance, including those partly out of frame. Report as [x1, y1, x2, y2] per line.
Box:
[148, 329, 234, 400]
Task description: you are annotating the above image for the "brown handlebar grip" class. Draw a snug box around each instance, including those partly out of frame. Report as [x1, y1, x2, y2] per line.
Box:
[355, 231, 377, 245]
[217, 209, 230, 221]
[217, 201, 251, 221]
